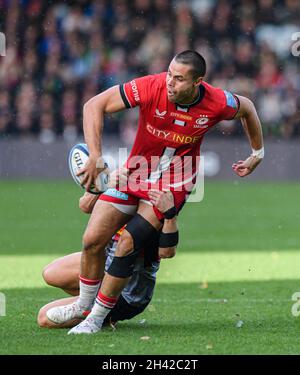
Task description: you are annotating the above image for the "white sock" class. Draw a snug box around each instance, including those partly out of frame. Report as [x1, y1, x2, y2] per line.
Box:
[77, 276, 101, 310]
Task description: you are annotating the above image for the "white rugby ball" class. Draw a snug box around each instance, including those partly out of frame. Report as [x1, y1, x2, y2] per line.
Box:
[68, 143, 110, 194]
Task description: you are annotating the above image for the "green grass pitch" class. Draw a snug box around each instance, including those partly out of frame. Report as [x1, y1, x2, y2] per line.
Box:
[0, 180, 300, 354]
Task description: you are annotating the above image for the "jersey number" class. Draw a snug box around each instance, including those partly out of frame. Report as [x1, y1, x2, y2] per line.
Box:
[146, 147, 176, 183]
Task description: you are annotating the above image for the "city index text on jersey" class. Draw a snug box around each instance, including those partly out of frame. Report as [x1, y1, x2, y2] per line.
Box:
[146, 123, 201, 144]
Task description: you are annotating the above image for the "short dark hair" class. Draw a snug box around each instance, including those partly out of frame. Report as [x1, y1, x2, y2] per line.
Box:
[174, 50, 206, 79]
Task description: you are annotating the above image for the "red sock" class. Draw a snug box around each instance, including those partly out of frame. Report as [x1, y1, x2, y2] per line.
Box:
[79, 275, 101, 286]
[77, 275, 101, 309]
[96, 291, 118, 309]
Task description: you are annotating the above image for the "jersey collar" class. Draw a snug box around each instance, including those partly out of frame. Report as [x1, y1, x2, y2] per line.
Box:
[175, 84, 205, 108]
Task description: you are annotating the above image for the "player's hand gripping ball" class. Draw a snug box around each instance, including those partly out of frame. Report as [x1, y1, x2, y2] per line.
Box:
[68, 143, 110, 194]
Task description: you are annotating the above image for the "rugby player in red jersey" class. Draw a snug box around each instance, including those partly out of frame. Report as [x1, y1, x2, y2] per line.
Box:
[47, 50, 264, 334]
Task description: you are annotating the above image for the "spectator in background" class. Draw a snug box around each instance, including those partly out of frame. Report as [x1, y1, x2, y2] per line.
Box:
[61, 88, 78, 143]
[0, 0, 299, 142]
[39, 112, 56, 144]
[15, 81, 37, 136]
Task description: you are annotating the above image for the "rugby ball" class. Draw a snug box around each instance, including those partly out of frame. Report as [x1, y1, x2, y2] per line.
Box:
[68, 143, 110, 194]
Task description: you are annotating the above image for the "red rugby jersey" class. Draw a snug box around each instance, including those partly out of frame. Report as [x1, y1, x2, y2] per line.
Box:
[119, 72, 239, 192]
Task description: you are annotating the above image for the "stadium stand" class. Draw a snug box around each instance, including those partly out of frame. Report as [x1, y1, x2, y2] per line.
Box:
[0, 0, 299, 144]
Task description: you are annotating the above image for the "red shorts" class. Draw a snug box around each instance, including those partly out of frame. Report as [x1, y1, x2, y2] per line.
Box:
[99, 187, 190, 220]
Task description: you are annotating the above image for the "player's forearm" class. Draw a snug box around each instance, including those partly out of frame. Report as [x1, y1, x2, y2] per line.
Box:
[240, 100, 264, 151]
[158, 218, 178, 258]
[82, 99, 104, 158]
[241, 116, 263, 151]
[162, 217, 178, 233]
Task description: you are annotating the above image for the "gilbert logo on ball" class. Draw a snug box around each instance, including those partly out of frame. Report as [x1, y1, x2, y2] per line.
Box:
[68, 143, 110, 194]
[0, 32, 6, 56]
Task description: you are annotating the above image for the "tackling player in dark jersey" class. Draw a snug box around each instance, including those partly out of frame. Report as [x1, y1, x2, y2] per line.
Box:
[40, 191, 176, 329]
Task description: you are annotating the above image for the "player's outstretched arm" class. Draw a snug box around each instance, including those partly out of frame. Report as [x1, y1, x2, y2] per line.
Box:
[148, 190, 178, 259]
[78, 86, 127, 191]
[232, 95, 264, 177]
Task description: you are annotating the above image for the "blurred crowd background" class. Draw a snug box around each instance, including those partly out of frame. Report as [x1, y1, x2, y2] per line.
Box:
[0, 0, 299, 146]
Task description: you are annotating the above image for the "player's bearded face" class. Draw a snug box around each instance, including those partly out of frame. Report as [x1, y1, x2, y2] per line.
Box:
[166, 60, 200, 104]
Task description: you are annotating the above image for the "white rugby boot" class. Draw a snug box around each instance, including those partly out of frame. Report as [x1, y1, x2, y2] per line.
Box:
[46, 302, 88, 324]
[67, 316, 103, 335]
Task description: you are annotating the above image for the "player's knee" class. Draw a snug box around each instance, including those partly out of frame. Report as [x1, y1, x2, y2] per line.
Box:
[82, 231, 103, 255]
[107, 215, 158, 278]
[115, 230, 134, 257]
[42, 264, 57, 287]
[42, 262, 68, 289]
[159, 247, 176, 259]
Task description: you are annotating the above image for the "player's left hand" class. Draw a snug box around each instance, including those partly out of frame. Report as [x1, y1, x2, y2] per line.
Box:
[108, 167, 129, 189]
[77, 156, 106, 192]
[232, 155, 262, 177]
[148, 189, 175, 213]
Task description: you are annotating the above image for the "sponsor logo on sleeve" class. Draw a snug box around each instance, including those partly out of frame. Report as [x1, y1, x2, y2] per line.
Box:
[130, 80, 140, 102]
[224, 90, 237, 109]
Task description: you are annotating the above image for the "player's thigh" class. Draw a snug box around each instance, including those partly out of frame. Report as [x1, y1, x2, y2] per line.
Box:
[83, 200, 132, 247]
[43, 252, 81, 289]
[37, 296, 79, 328]
[137, 200, 162, 230]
